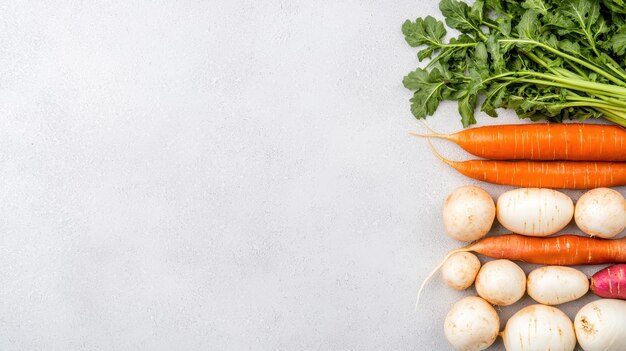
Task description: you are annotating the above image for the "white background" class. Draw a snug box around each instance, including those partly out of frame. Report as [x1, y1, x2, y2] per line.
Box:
[1, 1, 624, 350]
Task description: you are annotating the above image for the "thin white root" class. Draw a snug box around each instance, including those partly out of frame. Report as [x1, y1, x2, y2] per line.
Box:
[426, 137, 453, 166]
[408, 131, 448, 140]
[419, 120, 440, 135]
[408, 131, 432, 138]
[415, 248, 471, 311]
[409, 121, 449, 140]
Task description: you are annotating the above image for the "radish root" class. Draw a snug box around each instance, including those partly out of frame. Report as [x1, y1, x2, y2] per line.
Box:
[415, 247, 472, 310]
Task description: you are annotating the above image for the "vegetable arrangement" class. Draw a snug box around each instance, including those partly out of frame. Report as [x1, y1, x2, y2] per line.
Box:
[403, 2, 626, 349]
[411, 122, 626, 350]
[403, 0, 626, 127]
[428, 185, 626, 351]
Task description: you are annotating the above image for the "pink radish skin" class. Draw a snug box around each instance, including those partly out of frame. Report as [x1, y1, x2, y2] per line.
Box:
[591, 264, 626, 299]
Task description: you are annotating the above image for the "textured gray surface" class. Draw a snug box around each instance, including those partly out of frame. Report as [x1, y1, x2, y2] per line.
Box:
[1, 1, 624, 350]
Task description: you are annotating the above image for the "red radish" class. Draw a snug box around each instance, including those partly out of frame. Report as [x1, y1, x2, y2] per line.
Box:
[591, 264, 626, 299]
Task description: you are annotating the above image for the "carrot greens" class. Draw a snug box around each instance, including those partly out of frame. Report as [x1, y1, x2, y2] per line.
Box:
[403, 0, 626, 127]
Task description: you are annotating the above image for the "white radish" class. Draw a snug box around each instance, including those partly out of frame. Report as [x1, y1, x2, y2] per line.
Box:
[575, 299, 626, 351]
[575, 188, 626, 238]
[497, 188, 574, 237]
[527, 266, 589, 305]
[441, 252, 481, 290]
[502, 304, 576, 351]
[443, 185, 495, 242]
[444, 296, 499, 351]
[475, 259, 525, 306]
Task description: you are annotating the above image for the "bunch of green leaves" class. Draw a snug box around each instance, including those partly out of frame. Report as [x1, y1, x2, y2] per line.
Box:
[402, 0, 626, 127]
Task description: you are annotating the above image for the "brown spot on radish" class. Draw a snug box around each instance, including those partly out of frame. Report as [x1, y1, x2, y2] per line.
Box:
[579, 316, 596, 336]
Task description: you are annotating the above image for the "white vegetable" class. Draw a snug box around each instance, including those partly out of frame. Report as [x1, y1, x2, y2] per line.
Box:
[527, 266, 589, 305]
[502, 304, 576, 351]
[475, 259, 525, 306]
[443, 186, 495, 242]
[441, 252, 481, 290]
[444, 296, 499, 351]
[497, 188, 574, 237]
[574, 188, 626, 238]
[575, 299, 626, 351]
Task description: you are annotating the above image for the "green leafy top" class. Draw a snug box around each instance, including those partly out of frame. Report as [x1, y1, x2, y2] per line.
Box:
[402, 16, 447, 60]
[402, 0, 626, 127]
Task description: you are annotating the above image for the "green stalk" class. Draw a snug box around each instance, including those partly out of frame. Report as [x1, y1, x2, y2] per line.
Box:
[604, 62, 626, 83]
[524, 51, 563, 77]
[564, 59, 589, 79]
[481, 19, 499, 30]
[535, 94, 562, 101]
[523, 51, 580, 79]
[568, 95, 626, 109]
[500, 77, 626, 99]
[499, 39, 626, 86]
[597, 108, 626, 127]
[553, 101, 626, 113]
[518, 72, 626, 96]
[439, 43, 478, 49]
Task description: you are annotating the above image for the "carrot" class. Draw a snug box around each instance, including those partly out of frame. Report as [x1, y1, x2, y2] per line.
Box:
[412, 123, 626, 161]
[416, 234, 626, 308]
[443, 158, 626, 189]
[462, 234, 626, 265]
[427, 141, 626, 189]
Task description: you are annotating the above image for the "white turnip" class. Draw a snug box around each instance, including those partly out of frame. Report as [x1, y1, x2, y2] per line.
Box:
[444, 296, 499, 351]
[497, 188, 574, 237]
[443, 185, 495, 242]
[527, 266, 589, 305]
[502, 304, 576, 351]
[475, 259, 526, 306]
[575, 188, 626, 238]
[441, 252, 481, 290]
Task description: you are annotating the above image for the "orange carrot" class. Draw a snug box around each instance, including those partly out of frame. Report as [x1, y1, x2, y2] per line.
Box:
[463, 234, 626, 265]
[425, 139, 626, 188]
[412, 123, 626, 161]
[442, 158, 626, 189]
